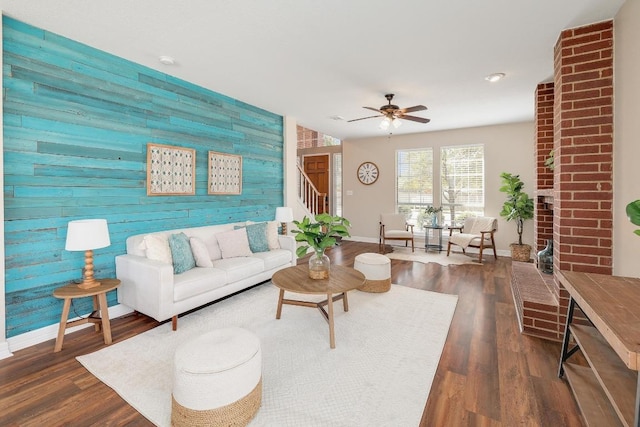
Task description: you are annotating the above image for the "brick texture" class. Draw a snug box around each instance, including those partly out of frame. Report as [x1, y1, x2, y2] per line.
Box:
[524, 21, 614, 343]
[553, 20, 613, 277]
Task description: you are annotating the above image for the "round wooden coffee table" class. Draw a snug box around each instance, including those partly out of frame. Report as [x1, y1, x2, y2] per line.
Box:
[271, 265, 365, 349]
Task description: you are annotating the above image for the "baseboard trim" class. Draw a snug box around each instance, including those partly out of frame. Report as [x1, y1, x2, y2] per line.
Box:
[6, 304, 134, 355]
[0, 341, 13, 360]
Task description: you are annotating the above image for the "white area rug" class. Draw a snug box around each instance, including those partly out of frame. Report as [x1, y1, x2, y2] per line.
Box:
[384, 246, 480, 265]
[77, 282, 457, 426]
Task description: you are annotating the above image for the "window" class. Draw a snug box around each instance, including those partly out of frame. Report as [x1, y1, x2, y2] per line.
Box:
[396, 148, 433, 227]
[440, 144, 484, 226]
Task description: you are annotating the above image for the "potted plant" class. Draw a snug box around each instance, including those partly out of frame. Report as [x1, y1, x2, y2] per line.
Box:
[499, 172, 535, 262]
[627, 200, 640, 236]
[291, 213, 351, 279]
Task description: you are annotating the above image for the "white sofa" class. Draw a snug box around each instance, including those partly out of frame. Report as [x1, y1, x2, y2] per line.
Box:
[116, 221, 296, 329]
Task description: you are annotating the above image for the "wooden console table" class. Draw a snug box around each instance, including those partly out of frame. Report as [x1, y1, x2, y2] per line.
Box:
[557, 270, 640, 427]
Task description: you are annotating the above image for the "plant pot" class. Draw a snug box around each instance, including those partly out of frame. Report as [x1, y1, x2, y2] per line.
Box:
[308, 250, 330, 279]
[510, 244, 531, 262]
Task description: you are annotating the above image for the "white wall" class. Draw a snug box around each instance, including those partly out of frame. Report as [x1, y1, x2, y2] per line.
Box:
[342, 121, 535, 253]
[613, 0, 640, 277]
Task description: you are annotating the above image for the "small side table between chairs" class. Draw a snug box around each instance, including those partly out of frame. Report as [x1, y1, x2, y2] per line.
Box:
[424, 225, 444, 252]
[52, 278, 121, 352]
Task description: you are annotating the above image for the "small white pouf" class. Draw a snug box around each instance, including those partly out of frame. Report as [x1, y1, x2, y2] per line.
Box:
[354, 252, 392, 293]
[171, 327, 262, 427]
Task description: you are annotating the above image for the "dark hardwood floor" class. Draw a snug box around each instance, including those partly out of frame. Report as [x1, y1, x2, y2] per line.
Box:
[0, 241, 583, 426]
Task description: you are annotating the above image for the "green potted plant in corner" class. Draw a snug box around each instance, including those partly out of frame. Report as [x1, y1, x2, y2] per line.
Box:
[627, 200, 640, 236]
[499, 172, 535, 262]
[291, 213, 351, 279]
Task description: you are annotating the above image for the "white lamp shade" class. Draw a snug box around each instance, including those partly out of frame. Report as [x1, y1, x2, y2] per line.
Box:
[65, 219, 111, 251]
[275, 207, 293, 223]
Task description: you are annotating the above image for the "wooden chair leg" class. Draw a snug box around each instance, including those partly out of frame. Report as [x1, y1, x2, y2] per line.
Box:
[411, 238, 415, 252]
[478, 244, 484, 263]
[491, 235, 498, 259]
[447, 241, 452, 256]
[172, 315, 178, 331]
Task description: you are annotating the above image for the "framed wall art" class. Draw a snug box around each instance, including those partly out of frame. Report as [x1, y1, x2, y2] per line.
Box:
[208, 151, 242, 195]
[146, 143, 196, 196]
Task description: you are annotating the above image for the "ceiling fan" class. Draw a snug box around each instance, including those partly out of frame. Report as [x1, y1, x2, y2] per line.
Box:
[348, 94, 430, 129]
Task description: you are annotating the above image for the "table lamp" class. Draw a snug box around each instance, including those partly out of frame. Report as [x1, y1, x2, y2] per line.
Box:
[65, 219, 111, 289]
[275, 207, 294, 235]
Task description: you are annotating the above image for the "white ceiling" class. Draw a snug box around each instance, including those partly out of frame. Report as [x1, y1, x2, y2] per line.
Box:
[1, 0, 626, 140]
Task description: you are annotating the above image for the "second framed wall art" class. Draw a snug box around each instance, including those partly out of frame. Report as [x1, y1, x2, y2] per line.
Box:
[208, 151, 242, 195]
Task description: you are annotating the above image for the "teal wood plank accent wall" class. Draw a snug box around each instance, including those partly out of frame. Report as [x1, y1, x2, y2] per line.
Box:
[2, 16, 284, 338]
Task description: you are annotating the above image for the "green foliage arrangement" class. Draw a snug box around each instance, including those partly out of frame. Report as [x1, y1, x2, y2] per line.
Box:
[544, 150, 555, 171]
[425, 205, 442, 215]
[626, 200, 640, 236]
[291, 213, 351, 258]
[499, 172, 535, 246]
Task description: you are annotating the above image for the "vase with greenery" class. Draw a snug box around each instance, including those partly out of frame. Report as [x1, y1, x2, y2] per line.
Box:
[499, 172, 535, 262]
[291, 213, 351, 279]
[627, 200, 640, 236]
[425, 205, 442, 227]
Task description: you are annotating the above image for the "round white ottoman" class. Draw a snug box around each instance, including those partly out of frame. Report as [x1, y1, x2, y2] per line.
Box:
[171, 327, 262, 427]
[354, 252, 392, 293]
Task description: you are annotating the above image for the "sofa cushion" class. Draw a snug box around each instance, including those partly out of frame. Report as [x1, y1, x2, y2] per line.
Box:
[250, 249, 293, 270]
[235, 222, 269, 253]
[142, 234, 173, 265]
[212, 257, 264, 283]
[216, 228, 253, 258]
[189, 236, 213, 267]
[173, 267, 228, 302]
[169, 233, 196, 274]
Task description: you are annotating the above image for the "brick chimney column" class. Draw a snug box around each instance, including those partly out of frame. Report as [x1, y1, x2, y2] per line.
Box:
[534, 83, 555, 252]
[553, 20, 614, 277]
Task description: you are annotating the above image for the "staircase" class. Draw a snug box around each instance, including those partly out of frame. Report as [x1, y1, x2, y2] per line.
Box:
[297, 164, 327, 217]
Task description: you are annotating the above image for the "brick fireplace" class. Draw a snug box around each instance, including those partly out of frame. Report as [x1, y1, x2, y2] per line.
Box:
[511, 20, 614, 341]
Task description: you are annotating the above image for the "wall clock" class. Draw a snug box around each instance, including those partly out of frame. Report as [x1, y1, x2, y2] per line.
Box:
[357, 161, 379, 185]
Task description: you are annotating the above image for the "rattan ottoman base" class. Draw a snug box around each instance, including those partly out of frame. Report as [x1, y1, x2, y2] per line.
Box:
[359, 278, 391, 293]
[171, 377, 262, 427]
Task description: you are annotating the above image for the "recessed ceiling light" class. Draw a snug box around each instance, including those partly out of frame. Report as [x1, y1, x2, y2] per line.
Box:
[159, 55, 175, 65]
[485, 73, 506, 83]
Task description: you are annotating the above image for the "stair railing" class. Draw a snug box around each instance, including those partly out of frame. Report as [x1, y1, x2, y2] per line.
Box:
[297, 164, 327, 216]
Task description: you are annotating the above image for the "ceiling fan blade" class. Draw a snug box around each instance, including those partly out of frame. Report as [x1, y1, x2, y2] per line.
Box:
[401, 115, 431, 124]
[347, 114, 383, 123]
[400, 105, 427, 114]
[363, 106, 383, 113]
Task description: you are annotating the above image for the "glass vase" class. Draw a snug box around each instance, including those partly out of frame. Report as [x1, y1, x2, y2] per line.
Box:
[537, 239, 553, 274]
[308, 250, 330, 280]
[431, 213, 439, 227]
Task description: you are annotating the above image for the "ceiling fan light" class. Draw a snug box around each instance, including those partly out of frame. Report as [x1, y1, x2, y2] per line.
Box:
[392, 118, 402, 128]
[379, 117, 391, 130]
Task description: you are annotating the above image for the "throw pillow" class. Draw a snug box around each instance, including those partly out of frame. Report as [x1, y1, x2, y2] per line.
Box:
[189, 236, 213, 268]
[235, 222, 269, 253]
[266, 220, 280, 249]
[168, 233, 196, 274]
[143, 234, 173, 265]
[216, 228, 253, 258]
[201, 233, 222, 260]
